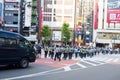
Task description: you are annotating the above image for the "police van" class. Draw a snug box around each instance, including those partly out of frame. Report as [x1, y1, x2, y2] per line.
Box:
[0, 30, 36, 68]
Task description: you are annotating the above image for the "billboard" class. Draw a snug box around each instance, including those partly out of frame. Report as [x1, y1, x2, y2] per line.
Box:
[107, 0, 120, 23]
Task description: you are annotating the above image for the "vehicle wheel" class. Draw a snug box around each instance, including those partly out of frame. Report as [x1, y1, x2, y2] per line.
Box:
[19, 58, 29, 68]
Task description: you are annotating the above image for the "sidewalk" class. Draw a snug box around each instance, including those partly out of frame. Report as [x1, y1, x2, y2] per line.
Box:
[34, 49, 82, 68]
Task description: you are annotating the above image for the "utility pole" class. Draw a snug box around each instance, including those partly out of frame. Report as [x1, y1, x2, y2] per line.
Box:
[73, 0, 76, 46]
[37, 0, 42, 43]
[20, 0, 24, 35]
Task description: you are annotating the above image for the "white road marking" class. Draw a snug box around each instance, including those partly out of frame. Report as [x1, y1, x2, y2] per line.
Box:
[81, 60, 97, 66]
[89, 60, 104, 64]
[1, 68, 63, 80]
[64, 66, 71, 71]
[97, 57, 109, 61]
[76, 63, 87, 68]
[113, 58, 119, 62]
[105, 59, 113, 62]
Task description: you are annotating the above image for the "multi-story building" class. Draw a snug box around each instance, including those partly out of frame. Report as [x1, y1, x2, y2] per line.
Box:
[2, 0, 36, 42]
[3, 0, 20, 32]
[93, 0, 120, 48]
[75, 0, 94, 46]
[42, 0, 76, 45]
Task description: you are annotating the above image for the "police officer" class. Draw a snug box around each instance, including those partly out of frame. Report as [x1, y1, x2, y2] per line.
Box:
[68, 46, 74, 59]
[44, 46, 48, 58]
[54, 45, 61, 61]
[63, 46, 68, 60]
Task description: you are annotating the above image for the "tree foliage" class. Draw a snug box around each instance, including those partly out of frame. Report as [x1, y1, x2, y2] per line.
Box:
[41, 25, 51, 45]
[62, 22, 71, 44]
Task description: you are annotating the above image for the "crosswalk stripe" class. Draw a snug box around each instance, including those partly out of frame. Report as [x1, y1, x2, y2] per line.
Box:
[92, 57, 103, 61]
[89, 60, 104, 64]
[97, 57, 109, 61]
[76, 63, 87, 68]
[105, 59, 113, 62]
[113, 58, 119, 62]
[64, 66, 71, 71]
[81, 60, 97, 66]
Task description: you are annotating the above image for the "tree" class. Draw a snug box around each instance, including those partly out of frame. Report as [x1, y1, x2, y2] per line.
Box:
[62, 22, 71, 45]
[41, 25, 51, 46]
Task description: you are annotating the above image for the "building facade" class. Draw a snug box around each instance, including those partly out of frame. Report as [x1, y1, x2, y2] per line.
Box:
[42, 0, 76, 45]
[2, 0, 37, 42]
[75, 0, 94, 46]
[93, 0, 120, 48]
[3, 0, 20, 32]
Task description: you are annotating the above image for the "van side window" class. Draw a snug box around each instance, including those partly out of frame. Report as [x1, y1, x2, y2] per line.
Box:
[0, 38, 17, 48]
[19, 40, 25, 48]
[0, 38, 5, 47]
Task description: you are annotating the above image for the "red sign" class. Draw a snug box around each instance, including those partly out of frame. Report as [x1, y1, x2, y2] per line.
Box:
[107, 10, 120, 23]
[93, 0, 98, 29]
[75, 26, 82, 31]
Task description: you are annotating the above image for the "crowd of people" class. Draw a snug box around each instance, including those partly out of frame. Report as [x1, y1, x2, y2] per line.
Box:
[34, 43, 120, 61]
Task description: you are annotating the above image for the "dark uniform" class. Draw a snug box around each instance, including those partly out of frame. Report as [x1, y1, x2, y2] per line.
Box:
[54, 46, 61, 61]
[44, 46, 48, 58]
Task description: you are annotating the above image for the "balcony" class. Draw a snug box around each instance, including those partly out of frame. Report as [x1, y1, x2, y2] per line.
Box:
[32, 9, 36, 16]
[32, 1, 37, 8]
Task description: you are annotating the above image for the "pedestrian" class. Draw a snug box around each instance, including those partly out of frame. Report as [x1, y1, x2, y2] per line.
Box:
[34, 42, 41, 58]
[74, 47, 78, 58]
[54, 45, 61, 61]
[44, 46, 48, 58]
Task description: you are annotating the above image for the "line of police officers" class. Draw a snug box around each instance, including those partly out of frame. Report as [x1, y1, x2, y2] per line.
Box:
[44, 45, 120, 61]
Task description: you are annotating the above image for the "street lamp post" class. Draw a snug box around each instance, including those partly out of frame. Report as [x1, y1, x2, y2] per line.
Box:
[20, 0, 31, 35]
[73, 0, 76, 46]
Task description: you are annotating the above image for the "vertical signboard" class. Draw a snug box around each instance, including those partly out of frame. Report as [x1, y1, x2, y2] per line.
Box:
[25, 0, 32, 27]
[107, 0, 120, 23]
[0, 3, 2, 24]
[93, 0, 98, 29]
[37, 0, 43, 33]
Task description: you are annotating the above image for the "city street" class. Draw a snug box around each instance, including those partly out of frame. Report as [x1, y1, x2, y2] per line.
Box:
[0, 54, 120, 80]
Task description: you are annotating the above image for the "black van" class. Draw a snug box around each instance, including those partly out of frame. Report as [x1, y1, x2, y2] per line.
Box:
[0, 30, 36, 68]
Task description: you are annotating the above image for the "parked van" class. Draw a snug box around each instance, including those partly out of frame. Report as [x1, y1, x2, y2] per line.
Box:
[0, 30, 36, 68]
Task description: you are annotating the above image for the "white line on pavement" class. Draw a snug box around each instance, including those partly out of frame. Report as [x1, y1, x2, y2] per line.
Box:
[113, 58, 119, 62]
[76, 63, 87, 68]
[64, 66, 71, 71]
[1, 67, 63, 80]
[105, 58, 113, 62]
[81, 60, 97, 66]
[89, 60, 104, 64]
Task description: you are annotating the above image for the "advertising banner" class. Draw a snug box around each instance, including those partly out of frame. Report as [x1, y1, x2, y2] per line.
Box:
[93, 0, 98, 29]
[107, 0, 120, 23]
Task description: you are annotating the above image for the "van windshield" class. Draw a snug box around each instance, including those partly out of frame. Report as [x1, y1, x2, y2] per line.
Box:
[19, 40, 32, 48]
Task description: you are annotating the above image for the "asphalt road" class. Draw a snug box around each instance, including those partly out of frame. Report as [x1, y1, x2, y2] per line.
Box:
[0, 54, 120, 80]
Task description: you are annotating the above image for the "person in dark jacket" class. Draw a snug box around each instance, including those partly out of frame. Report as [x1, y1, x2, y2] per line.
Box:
[34, 43, 41, 58]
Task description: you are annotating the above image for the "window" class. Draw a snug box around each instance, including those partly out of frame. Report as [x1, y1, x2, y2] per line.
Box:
[13, 22, 18, 24]
[0, 38, 5, 47]
[0, 38, 17, 48]
[43, 14, 52, 21]
[19, 40, 32, 48]
[13, 13, 18, 16]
